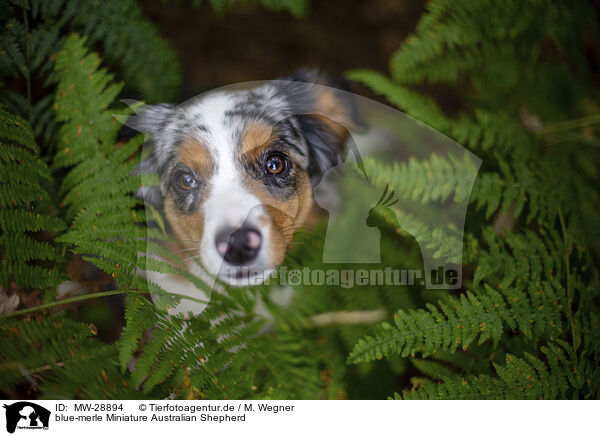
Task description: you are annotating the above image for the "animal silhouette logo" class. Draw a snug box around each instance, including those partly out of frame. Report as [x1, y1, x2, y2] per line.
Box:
[314, 139, 475, 289]
[2, 402, 50, 433]
[124, 79, 481, 316]
[314, 149, 383, 265]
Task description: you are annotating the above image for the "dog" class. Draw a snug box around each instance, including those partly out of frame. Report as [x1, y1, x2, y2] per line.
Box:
[126, 69, 364, 315]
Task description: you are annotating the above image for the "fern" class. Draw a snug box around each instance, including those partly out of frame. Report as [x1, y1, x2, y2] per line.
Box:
[348, 228, 566, 363]
[400, 341, 599, 400]
[52, 35, 144, 289]
[346, 0, 600, 399]
[0, 318, 109, 391]
[1, 0, 599, 401]
[0, 109, 66, 292]
[45, 34, 326, 400]
[0, 0, 182, 149]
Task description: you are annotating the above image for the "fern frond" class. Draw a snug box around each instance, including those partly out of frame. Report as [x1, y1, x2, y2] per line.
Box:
[52, 34, 145, 286]
[400, 341, 598, 399]
[0, 0, 181, 149]
[362, 153, 478, 205]
[0, 108, 66, 290]
[0, 318, 107, 391]
[347, 70, 451, 133]
[348, 227, 567, 364]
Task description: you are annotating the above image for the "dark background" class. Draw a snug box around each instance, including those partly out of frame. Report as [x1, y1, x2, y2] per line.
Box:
[141, 0, 425, 99]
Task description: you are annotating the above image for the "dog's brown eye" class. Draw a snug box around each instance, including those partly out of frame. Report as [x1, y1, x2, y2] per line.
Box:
[177, 173, 198, 190]
[265, 155, 286, 175]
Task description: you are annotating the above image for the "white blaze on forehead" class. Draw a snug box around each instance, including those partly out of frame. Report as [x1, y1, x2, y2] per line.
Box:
[190, 92, 272, 274]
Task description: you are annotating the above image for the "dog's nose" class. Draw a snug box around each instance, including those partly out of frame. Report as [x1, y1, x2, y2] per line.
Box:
[215, 226, 262, 265]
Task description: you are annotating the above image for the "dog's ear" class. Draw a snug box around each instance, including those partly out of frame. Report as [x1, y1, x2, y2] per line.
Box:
[279, 68, 366, 186]
[120, 103, 176, 209]
[121, 103, 175, 137]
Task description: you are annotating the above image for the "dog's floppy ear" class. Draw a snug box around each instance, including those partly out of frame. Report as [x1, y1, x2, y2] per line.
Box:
[120, 103, 176, 209]
[279, 68, 366, 186]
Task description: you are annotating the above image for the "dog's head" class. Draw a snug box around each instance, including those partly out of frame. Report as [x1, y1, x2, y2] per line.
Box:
[129, 69, 364, 285]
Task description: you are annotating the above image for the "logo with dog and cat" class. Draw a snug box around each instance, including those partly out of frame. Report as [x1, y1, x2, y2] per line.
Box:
[2, 402, 50, 433]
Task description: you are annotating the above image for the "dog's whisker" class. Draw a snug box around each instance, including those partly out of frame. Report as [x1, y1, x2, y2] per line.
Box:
[280, 227, 318, 236]
[172, 247, 199, 254]
[282, 224, 312, 230]
[280, 228, 316, 235]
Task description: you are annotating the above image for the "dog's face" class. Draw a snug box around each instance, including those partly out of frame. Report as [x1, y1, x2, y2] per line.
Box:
[129, 70, 362, 285]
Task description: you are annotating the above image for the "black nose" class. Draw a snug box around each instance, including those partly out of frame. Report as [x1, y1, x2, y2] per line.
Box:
[215, 226, 262, 265]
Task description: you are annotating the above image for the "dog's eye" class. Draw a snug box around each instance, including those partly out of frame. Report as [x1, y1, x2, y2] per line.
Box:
[177, 173, 198, 190]
[265, 154, 287, 175]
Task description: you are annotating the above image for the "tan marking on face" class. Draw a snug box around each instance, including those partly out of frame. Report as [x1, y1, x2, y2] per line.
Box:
[164, 194, 206, 260]
[178, 140, 213, 177]
[243, 171, 313, 265]
[162, 140, 212, 261]
[241, 123, 273, 161]
[314, 89, 352, 141]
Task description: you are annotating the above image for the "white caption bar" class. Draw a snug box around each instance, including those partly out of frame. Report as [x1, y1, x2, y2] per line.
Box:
[0, 400, 596, 435]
